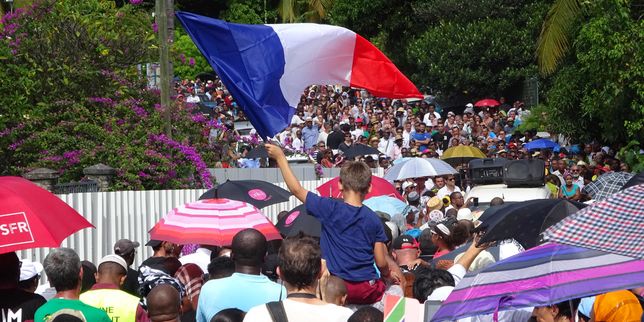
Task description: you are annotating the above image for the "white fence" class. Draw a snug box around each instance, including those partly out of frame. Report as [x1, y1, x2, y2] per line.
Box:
[17, 178, 344, 268]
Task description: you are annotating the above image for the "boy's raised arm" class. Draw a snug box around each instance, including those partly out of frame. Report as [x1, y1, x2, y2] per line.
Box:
[265, 143, 309, 203]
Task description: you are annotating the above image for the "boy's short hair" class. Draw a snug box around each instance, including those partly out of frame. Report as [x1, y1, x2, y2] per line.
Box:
[339, 161, 372, 196]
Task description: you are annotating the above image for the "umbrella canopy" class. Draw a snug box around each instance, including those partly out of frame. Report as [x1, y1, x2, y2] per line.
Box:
[275, 205, 321, 238]
[441, 146, 486, 165]
[0, 176, 94, 254]
[474, 99, 500, 108]
[149, 198, 281, 246]
[343, 143, 381, 159]
[582, 171, 634, 201]
[621, 171, 644, 190]
[199, 179, 291, 209]
[363, 196, 411, 216]
[544, 184, 644, 259]
[246, 145, 268, 159]
[316, 175, 404, 201]
[475, 199, 586, 249]
[524, 138, 560, 151]
[383, 158, 457, 181]
[433, 243, 644, 321]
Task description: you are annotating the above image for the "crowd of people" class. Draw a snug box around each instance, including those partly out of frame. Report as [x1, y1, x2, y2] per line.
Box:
[2, 142, 641, 322]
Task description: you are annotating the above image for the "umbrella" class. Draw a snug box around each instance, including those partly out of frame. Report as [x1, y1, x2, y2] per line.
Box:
[432, 243, 644, 321]
[621, 171, 644, 190]
[148, 198, 281, 246]
[582, 171, 634, 201]
[544, 184, 644, 259]
[343, 143, 381, 159]
[246, 146, 268, 159]
[475, 199, 586, 249]
[199, 179, 291, 209]
[0, 176, 94, 254]
[275, 205, 321, 238]
[524, 138, 560, 151]
[473, 99, 500, 108]
[441, 146, 486, 165]
[316, 175, 404, 201]
[383, 158, 457, 181]
[363, 196, 411, 216]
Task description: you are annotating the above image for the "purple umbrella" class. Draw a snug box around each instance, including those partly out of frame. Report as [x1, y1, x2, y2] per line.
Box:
[432, 243, 644, 321]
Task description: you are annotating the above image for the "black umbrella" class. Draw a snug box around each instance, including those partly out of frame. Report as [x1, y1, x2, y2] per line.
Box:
[343, 143, 381, 159]
[275, 205, 321, 238]
[199, 179, 291, 209]
[246, 146, 268, 159]
[474, 199, 586, 249]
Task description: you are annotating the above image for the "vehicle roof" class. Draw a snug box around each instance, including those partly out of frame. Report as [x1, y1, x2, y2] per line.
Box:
[465, 184, 550, 203]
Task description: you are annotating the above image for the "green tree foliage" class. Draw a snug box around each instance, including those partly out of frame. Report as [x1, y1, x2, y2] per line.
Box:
[537, 0, 643, 145]
[0, 0, 216, 189]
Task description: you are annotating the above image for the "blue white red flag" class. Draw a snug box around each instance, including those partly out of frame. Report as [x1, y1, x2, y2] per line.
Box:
[176, 12, 423, 138]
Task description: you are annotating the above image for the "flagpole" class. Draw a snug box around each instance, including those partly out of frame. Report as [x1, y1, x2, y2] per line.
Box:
[156, 0, 174, 138]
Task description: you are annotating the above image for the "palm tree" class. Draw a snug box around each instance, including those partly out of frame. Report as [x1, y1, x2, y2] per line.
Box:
[278, 0, 333, 23]
[536, 0, 583, 75]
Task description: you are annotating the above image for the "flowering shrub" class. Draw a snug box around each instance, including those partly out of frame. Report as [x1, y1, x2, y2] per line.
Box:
[0, 0, 216, 190]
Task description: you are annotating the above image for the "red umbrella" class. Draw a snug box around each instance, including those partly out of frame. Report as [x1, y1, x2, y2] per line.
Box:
[149, 198, 281, 246]
[316, 175, 404, 201]
[0, 176, 94, 254]
[474, 98, 501, 108]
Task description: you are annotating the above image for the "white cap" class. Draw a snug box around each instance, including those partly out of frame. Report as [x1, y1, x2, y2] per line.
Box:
[457, 208, 473, 221]
[20, 259, 43, 281]
[402, 181, 416, 190]
[305, 116, 313, 122]
[98, 254, 128, 273]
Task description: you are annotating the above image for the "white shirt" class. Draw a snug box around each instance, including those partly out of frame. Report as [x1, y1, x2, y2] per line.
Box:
[186, 94, 201, 103]
[292, 137, 303, 151]
[378, 137, 394, 155]
[437, 185, 461, 199]
[402, 130, 412, 148]
[244, 299, 354, 322]
[179, 247, 212, 273]
[423, 112, 441, 126]
[573, 176, 585, 190]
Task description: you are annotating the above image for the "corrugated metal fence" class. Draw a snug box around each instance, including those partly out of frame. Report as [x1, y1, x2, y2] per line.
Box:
[16, 168, 384, 269]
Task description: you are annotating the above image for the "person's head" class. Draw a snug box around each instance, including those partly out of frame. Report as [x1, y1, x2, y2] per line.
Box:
[570, 165, 581, 178]
[348, 306, 384, 322]
[431, 219, 457, 251]
[148, 240, 179, 258]
[80, 260, 96, 293]
[231, 228, 267, 269]
[412, 267, 455, 303]
[18, 259, 43, 293]
[0, 252, 20, 288]
[278, 235, 321, 291]
[114, 239, 139, 267]
[339, 161, 372, 198]
[592, 290, 643, 322]
[147, 284, 181, 322]
[564, 173, 573, 186]
[43, 248, 82, 293]
[207, 256, 234, 281]
[489, 197, 505, 207]
[445, 175, 456, 188]
[450, 192, 464, 208]
[210, 308, 245, 322]
[531, 299, 580, 322]
[95, 254, 128, 286]
[322, 276, 347, 306]
[391, 235, 420, 268]
[434, 177, 445, 189]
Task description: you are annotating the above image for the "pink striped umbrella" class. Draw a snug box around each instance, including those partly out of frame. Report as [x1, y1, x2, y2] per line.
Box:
[149, 198, 281, 246]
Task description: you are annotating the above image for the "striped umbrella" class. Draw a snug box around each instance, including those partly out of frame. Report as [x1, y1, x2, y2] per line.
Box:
[432, 243, 644, 321]
[545, 184, 644, 259]
[149, 198, 281, 246]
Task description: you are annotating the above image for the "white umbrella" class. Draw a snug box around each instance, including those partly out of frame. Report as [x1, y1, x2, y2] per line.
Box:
[383, 157, 457, 181]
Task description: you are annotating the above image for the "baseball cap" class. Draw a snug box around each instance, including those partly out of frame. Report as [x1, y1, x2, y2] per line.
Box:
[114, 239, 140, 256]
[402, 181, 416, 190]
[392, 235, 419, 250]
[98, 254, 129, 273]
[146, 240, 163, 248]
[20, 259, 43, 281]
[457, 208, 473, 221]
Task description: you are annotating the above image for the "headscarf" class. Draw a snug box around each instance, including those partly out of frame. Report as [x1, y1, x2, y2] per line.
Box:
[174, 263, 204, 300]
[593, 290, 643, 321]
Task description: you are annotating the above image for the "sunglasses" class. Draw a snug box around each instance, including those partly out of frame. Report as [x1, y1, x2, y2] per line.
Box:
[448, 178, 455, 181]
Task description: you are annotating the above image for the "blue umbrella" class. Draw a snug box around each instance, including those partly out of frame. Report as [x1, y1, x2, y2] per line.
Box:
[524, 138, 559, 151]
[363, 196, 410, 216]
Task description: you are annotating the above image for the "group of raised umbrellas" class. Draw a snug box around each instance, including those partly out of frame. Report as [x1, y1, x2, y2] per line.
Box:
[0, 170, 642, 321]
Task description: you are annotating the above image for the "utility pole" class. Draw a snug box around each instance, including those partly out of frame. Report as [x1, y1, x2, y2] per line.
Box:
[156, 0, 174, 138]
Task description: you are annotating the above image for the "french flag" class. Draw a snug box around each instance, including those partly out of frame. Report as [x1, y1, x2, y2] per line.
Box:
[176, 12, 422, 138]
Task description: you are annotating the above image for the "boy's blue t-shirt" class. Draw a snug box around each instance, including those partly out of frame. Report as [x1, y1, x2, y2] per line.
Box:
[305, 192, 388, 282]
